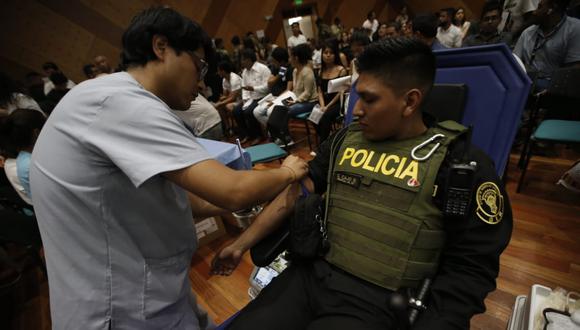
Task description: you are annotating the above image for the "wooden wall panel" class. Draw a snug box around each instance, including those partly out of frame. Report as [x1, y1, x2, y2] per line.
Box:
[335, 0, 379, 31]
[406, 0, 486, 21]
[0, 0, 417, 85]
[214, 0, 278, 46]
[165, 0, 213, 23]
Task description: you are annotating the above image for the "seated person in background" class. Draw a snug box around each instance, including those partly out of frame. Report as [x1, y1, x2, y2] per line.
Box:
[0, 109, 46, 206]
[253, 47, 294, 127]
[83, 64, 98, 79]
[514, 0, 580, 90]
[215, 61, 242, 135]
[0, 72, 44, 116]
[414, 13, 448, 50]
[41, 62, 75, 96]
[348, 28, 371, 77]
[234, 49, 271, 145]
[375, 21, 402, 42]
[46, 72, 71, 106]
[213, 37, 513, 330]
[437, 8, 463, 48]
[286, 44, 318, 117]
[316, 40, 348, 143]
[465, 1, 513, 47]
[94, 55, 113, 76]
[173, 92, 223, 141]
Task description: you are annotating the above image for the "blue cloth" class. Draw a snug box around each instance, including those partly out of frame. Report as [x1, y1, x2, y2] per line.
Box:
[288, 102, 316, 117]
[432, 40, 448, 51]
[16, 151, 31, 199]
[196, 138, 252, 170]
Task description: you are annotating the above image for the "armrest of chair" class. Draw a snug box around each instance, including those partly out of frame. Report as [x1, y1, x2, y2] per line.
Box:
[250, 221, 289, 267]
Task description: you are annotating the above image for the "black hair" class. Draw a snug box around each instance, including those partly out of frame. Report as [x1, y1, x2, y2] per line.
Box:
[481, 2, 502, 19]
[217, 61, 233, 73]
[83, 64, 95, 77]
[0, 72, 22, 108]
[121, 6, 213, 68]
[367, 10, 375, 20]
[214, 38, 224, 48]
[243, 37, 255, 50]
[387, 21, 402, 32]
[321, 39, 342, 71]
[231, 35, 241, 46]
[271, 47, 289, 63]
[0, 109, 46, 156]
[357, 37, 435, 96]
[241, 48, 257, 62]
[334, 17, 341, 25]
[49, 72, 68, 86]
[440, 7, 456, 17]
[290, 43, 312, 65]
[291, 22, 300, 28]
[412, 13, 439, 38]
[552, 0, 572, 11]
[42, 62, 59, 71]
[454, 7, 467, 25]
[350, 28, 371, 46]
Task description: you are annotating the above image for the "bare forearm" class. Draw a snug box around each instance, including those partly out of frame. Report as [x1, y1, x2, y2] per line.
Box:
[188, 192, 229, 218]
[232, 182, 301, 251]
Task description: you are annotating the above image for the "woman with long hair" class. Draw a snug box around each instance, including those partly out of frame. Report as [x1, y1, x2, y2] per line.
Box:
[454, 7, 471, 40]
[316, 39, 347, 143]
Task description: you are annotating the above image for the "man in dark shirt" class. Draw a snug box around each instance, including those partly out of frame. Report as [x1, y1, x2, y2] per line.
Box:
[465, 2, 514, 47]
[213, 37, 513, 330]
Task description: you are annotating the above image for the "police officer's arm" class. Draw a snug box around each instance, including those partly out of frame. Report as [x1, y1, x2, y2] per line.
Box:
[413, 149, 513, 330]
[164, 155, 308, 212]
[210, 137, 334, 275]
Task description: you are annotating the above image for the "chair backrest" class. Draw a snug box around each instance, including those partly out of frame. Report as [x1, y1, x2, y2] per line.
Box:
[422, 84, 468, 122]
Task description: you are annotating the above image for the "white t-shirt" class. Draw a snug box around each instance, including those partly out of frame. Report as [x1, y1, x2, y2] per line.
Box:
[4, 158, 32, 205]
[43, 77, 76, 96]
[31, 72, 213, 329]
[437, 25, 463, 48]
[222, 72, 242, 102]
[287, 34, 308, 49]
[4, 93, 44, 115]
[363, 19, 379, 34]
[173, 95, 222, 136]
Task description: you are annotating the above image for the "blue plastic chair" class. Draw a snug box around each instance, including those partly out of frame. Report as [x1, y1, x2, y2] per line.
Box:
[516, 67, 580, 192]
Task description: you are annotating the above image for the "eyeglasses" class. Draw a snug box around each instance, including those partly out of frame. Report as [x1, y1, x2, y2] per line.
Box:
[186, 50, 208, 81]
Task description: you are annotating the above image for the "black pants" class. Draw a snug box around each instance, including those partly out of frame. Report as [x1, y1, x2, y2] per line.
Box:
[316, 103, 341, 143]
[233, 100, 262, 139]
[227, 260, 400, 330]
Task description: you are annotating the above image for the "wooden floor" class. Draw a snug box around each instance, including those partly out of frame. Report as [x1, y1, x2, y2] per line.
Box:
[7, 134, 580, 330]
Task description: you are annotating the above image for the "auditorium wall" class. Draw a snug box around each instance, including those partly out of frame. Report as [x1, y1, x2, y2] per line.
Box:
[0, 0, 483, 84]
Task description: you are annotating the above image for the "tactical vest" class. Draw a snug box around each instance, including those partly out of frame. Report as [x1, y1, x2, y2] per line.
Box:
[324, 121, 466, 290]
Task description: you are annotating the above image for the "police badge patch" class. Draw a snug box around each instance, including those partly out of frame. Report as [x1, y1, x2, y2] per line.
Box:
[475, 182, 504, 224]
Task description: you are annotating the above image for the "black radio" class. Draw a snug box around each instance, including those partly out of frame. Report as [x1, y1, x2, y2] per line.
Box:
[443, 162, 477, 218]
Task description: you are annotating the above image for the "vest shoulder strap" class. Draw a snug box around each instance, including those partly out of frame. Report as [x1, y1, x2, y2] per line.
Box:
[437, 120, 467, 133]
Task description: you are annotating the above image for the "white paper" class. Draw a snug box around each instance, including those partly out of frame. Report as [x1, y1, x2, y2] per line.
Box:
[267, 90, 297, 113]
[328, 75, 352, 93]
[308, 104, 324, 124]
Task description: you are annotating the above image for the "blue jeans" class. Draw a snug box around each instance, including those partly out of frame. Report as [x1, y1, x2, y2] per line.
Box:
[288, 102, 316, 117]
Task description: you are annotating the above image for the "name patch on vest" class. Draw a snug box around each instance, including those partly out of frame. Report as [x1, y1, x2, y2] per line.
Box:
[335, 172, 361, 188]
[338, 147, 420, 182]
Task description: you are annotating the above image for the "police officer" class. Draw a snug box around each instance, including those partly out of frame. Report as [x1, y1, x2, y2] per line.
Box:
[211, 37, 513, 330]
